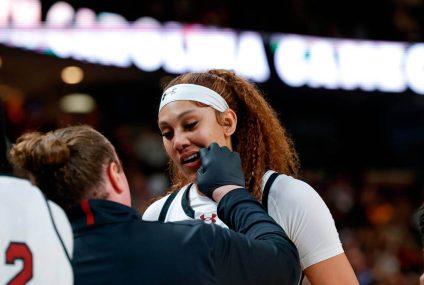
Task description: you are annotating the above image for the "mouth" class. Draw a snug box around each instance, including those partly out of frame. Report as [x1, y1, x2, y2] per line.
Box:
[181, 152, 200, 165]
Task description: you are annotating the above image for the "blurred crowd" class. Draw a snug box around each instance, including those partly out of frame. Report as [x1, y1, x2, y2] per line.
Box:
[304, 170, 423, 285]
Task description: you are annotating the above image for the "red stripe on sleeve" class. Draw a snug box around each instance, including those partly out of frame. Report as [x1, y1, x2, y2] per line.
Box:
[81, 200, 95, 225]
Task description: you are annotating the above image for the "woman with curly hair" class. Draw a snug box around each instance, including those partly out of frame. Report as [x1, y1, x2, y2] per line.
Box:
[144, 69, 359, 285]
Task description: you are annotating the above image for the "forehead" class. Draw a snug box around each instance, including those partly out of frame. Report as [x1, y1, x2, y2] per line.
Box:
[158, 100, 208, 120]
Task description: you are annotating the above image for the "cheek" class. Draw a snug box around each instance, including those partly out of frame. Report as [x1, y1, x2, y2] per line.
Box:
[191, 128, 220, 147]
[163, 140, 175, 157]
[206, 125, 227, 144]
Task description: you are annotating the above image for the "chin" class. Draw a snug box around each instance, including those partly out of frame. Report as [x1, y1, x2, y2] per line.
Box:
[187, 173, 197, 183]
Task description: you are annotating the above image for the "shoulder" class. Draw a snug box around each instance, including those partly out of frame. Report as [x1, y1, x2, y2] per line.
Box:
[0, 177, 44, 230]
[142, 185, 189, 221]
[264, 171, 333, 219]
[166, 220, 227, 244]
[263, 171, 343, 268]
[48, 201, 74, 258]
[0, 176, 41, 197]
[263, 171, 323, 205]
[142, 217, 218, 248]
[0, 176, 50, 215]
[266, 172, 334, 224]
[142, 195, 170, 221]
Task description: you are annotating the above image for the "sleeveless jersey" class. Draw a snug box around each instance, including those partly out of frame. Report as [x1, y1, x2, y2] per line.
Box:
[0, 176, 74, 285]
[143, 170, 344, 271]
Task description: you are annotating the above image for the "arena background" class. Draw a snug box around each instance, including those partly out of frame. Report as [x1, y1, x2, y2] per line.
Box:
[1, 0, 424, 284]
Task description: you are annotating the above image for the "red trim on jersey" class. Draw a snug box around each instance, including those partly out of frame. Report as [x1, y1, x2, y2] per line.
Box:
[81, 200, 95, 225]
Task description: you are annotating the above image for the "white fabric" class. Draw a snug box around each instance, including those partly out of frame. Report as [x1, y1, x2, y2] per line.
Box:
[262, 171, 343, 269]
[143, 171, 344, 270]
[188, 184, 228, 226]
[159, 84, 229, 113]
[0, 176, 73, 285]
[143, 184, 228, 227]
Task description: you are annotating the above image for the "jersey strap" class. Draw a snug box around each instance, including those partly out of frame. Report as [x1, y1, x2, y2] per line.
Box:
[158, 184, 194, 222]
[43, 196, 72, 262]
[261, 172, 280, 211]
[158, 190, 180, 222]
[181, 184, 195, 218]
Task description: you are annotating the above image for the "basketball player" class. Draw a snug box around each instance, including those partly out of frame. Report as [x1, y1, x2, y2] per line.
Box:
[143, 69, 359, 285]
[0, 100, 73, 285]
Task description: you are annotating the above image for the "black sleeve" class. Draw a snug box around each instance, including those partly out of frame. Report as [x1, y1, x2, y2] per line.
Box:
[212, 188, 301, 285]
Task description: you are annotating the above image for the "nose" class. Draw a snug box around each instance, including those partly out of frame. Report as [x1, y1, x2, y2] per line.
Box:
[172, 131, 190, 152]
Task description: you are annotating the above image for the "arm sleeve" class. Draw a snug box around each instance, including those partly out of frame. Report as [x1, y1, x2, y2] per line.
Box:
[212, 188, 301, 285]
[267, 175, 344, 269]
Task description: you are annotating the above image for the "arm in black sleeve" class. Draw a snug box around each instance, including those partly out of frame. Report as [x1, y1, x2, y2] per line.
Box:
[212, 188, 301, 285]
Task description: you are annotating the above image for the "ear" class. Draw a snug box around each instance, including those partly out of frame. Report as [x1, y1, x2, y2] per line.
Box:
[222, 109, 237, 137]
[107, 161, 124, 194]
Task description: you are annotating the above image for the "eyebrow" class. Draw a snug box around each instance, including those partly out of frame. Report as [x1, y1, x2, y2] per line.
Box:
[158, 109, 196, 127]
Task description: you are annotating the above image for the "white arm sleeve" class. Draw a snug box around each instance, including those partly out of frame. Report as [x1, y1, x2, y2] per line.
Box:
[265, 172, 344, 269]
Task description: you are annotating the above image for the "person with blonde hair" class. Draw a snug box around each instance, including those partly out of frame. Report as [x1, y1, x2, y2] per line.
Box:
[144, 69, 359, 285]
[9, 125, 301, 285]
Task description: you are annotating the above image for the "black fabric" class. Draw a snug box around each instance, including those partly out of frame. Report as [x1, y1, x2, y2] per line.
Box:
[68, 190, 301, 285]
[158, 190, 180, 222]
[181, 184, 195, 218]
[262, 172, 280, 211]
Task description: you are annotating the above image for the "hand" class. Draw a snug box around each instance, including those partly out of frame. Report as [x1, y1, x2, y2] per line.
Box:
[196, 143, 245, 200]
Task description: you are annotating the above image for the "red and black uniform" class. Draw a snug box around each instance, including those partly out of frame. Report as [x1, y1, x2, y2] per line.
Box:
[68, 189, 301, 285]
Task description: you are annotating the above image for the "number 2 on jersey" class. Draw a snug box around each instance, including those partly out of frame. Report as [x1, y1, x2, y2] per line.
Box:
[5, 242, 33, 285]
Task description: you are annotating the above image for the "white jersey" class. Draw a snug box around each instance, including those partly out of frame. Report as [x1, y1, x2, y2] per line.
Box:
[0, 176, 74, 285]
[143, 170, 344, 270]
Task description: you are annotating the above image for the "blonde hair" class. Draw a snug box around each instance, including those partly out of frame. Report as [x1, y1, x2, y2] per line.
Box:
[163, 69, 300, 200]
[9, 125, 118, 210]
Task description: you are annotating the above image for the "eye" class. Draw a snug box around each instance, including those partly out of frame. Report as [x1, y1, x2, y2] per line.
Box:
[160, 129, 173, 140]
[184, 121, 197, 131]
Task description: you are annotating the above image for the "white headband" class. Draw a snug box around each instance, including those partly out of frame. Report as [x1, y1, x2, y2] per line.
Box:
[159, 84, 229, 113]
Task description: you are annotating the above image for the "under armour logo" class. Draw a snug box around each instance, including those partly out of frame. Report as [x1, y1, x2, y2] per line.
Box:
[161, 87, 177, 101]
[200, 213, 217, 224]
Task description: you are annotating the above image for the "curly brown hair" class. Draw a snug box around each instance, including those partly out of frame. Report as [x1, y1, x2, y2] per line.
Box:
[9, 125, 118, 210]
[163, 69, 300, 201]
